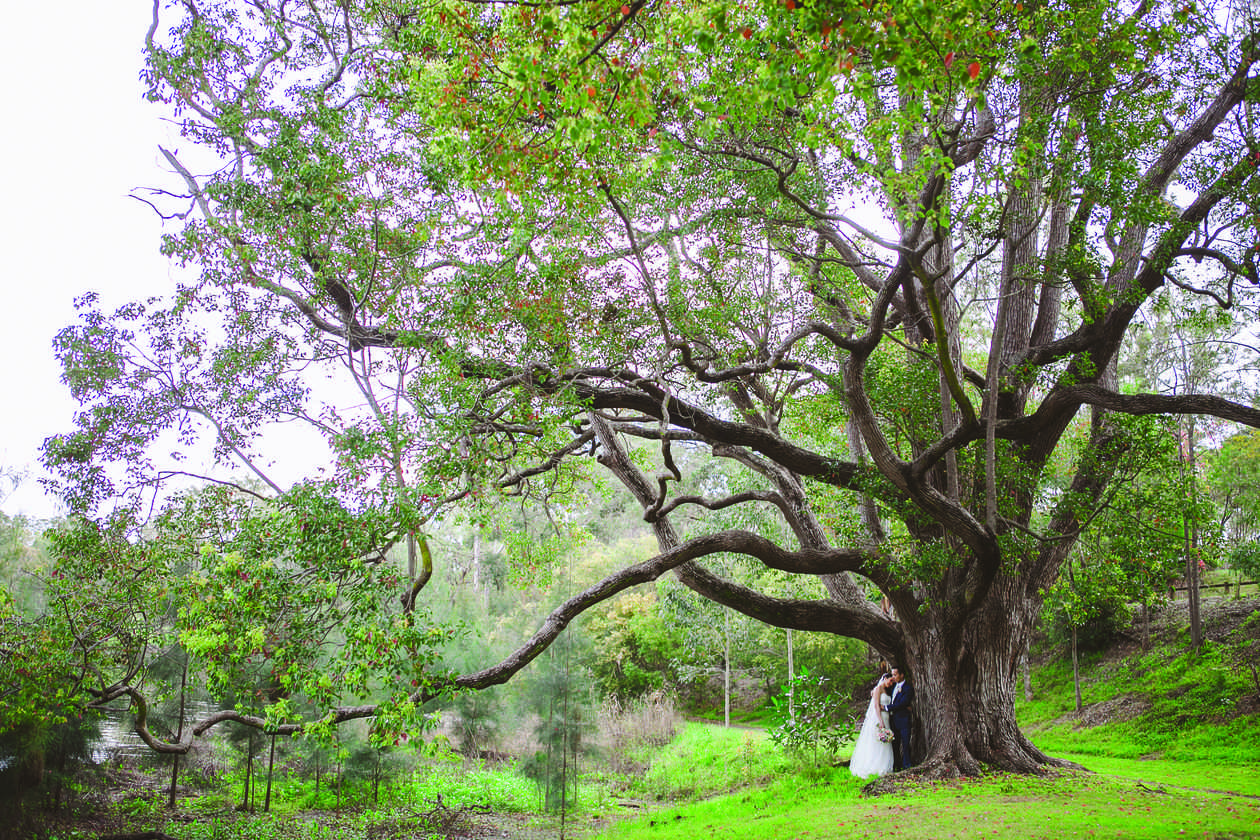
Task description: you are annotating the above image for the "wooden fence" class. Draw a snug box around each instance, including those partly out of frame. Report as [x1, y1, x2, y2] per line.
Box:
[1170, 580, 1258, 598]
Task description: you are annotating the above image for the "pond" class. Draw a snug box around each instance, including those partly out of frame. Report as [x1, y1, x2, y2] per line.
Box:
[93, 698, 225, 764]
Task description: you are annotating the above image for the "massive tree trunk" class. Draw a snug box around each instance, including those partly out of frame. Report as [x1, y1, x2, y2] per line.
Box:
[903, 582, 1064, 775]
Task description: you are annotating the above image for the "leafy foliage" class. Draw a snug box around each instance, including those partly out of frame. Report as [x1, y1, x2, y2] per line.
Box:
[20, 485, 458, 756]
[768, 668, 856, 768]
[1042, 415, 1211, 650]
[1227, 540, 1260, 582]
[1226, 610, 1260, 697]
[587, 590, 685, 701]
[1208, 429, 1260, 548]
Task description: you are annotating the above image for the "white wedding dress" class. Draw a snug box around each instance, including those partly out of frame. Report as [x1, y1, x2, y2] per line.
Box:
[849, 682, 894, 778]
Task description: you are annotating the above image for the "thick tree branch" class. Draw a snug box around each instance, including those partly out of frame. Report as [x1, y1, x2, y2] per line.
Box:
[454, 529, 876, 689]
[1061, 385, 1260, 428]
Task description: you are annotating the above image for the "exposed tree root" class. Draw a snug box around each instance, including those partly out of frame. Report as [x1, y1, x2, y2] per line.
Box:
[1017, 732, 1087, 771]
[859, 763, 961, 796]
[858, 748, 1085, 796]
[1041, 754, 1087, 771]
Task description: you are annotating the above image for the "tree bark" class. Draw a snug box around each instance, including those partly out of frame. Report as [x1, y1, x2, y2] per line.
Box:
[243, 730, 253, 812]
[1142, 600, 1150, 651]
[595, 413, 1062, 778]
[167, 661, 186, 809]
[1183, 418, 1203, 650]
[1072, 625, 1082, 713]
[723, 609, 732, 729]
[893, 582, 1065, 776]
[786, 628, 795, 723]
[264, 733, 276, 812]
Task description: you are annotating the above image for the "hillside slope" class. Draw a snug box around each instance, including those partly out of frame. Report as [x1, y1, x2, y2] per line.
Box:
[1018, 595, 1260, 764]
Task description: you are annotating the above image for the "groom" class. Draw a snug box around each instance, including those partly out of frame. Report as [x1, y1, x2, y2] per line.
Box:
[883, 666, 914, 770]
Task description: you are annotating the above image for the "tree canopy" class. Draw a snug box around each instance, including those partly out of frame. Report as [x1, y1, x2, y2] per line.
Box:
[38, 0, 1260, 777]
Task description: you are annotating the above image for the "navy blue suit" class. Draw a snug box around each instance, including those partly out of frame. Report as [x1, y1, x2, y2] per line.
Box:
[885, 681, 914, 770]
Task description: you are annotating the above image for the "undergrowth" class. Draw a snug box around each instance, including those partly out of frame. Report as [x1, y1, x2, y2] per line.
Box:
[618, 722, 792, 802]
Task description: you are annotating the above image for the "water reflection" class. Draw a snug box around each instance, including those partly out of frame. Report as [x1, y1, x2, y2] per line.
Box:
[92, 699, 224, 764]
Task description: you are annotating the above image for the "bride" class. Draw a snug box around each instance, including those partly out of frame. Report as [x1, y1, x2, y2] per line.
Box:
[850, 673, 896, 778]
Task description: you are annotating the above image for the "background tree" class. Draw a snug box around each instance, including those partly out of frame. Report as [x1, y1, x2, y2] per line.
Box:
[0, 511, 49, 616]
[586, 590, 685, 702]
[519, 641, 593, 814]
[1207, 428, 1260, 549]
[1120, 287, 1250, 645]
[39, 0, 1260, 779]
[1042, 415, 1203, 704]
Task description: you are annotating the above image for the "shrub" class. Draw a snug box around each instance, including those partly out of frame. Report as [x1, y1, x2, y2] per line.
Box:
[768, 669, 856, 768]
[597, 692, 680, 773]
[1227, 540, 1260, 582]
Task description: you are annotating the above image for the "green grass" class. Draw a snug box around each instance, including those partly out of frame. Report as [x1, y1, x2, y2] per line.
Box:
[1017, 633, 1260, 765]
[596, 598, 1260, 839]
[593, 768, 1260, 840]
[50, 598, 1260, 840]
[621, 722, 793, 802]
[1050, 753, 1260, 797]
[690, 704, 779, 727]
[391, 759, 537, 812]
[114, 760, 541, 840]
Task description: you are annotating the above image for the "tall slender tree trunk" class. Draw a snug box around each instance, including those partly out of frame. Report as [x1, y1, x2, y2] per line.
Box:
[1186, 530, 1202, 648]
[242, 730, 254, 811]
[560, 672, 572, 840]
[723, 610, 731, 728]
[264, 733, 276, 812]
[1071, 625, 1082, 712]
[472, 531, 480, 590]
[168, 660, 187, 809]
[786, 628, 795, 723]
[1183, 418, 1202, 649]
[1142, 600, 1150, 651]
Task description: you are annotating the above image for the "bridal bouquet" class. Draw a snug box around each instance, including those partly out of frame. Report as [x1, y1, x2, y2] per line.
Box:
[877, 724, 895, 743]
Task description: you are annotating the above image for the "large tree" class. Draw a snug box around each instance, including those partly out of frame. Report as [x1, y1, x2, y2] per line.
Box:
[45, 0, 1260, 777]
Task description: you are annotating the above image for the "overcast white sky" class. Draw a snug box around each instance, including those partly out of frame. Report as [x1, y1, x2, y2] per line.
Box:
[1, 2, 178, 518]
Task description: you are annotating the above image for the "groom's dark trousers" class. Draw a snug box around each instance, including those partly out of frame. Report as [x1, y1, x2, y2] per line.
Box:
[887, 682, 914, 770]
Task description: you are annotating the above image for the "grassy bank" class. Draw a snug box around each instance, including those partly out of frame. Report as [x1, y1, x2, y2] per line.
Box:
[1016, 607, 1260, 766]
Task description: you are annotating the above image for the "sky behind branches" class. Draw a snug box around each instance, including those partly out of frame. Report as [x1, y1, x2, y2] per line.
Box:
[1, 2, 178, 518]
[0, 3, 362, 522]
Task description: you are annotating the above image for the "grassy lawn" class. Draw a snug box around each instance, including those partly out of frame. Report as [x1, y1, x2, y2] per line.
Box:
[619, 722, 793, 802]
[588, 716, 1260, 840]
[1049, 752, 1260, 797]
[593, 765, 1260, 840]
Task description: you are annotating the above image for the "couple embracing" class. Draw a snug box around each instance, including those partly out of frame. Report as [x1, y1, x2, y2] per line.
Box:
[850, 666, 914, 778]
